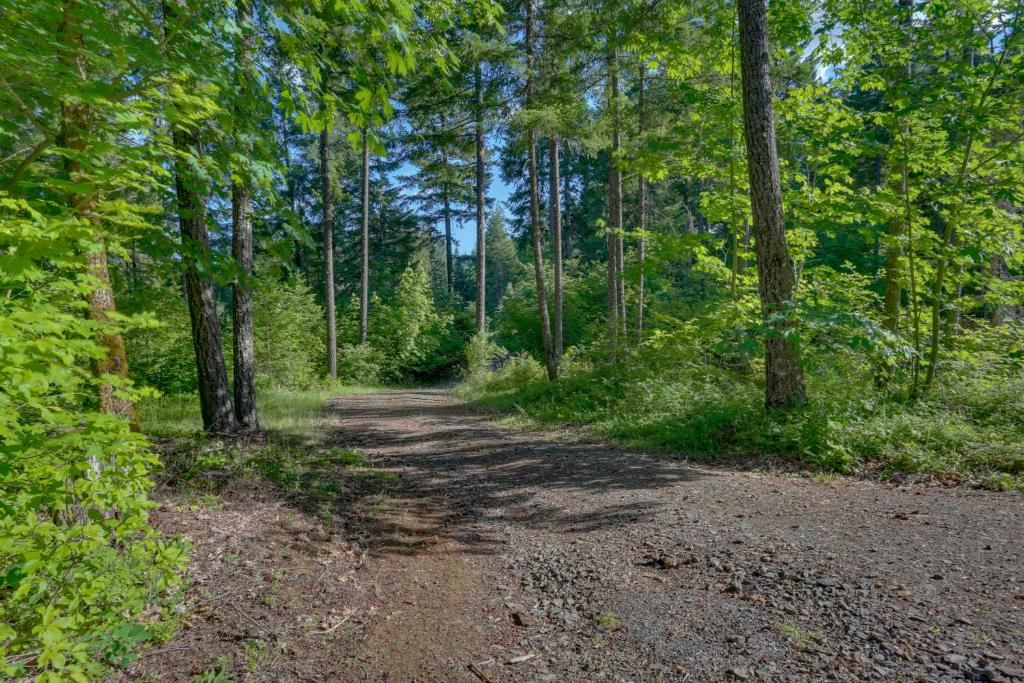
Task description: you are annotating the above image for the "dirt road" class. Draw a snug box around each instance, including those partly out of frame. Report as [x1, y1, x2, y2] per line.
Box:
[134, 389, 1024, 682]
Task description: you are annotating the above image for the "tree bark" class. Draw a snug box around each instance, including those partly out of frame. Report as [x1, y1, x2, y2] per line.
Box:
[320, 124, 337, 378]
[231, 0, 257, 431]
[59, 0, 138, 429]
[549, 136, 563, 359]
[475, 62, 487, 335]
[606, 48, 622, 335]
[442, 145, 454, 295]
[737, 0, 807, 409]
[359, 130, 370, 345]
[172, 125, 238, 433]
[526, 0, 557, 380]
[611, 50, 626, 335]
[231, 182, 257, 430]
[636, 61, 646, 341]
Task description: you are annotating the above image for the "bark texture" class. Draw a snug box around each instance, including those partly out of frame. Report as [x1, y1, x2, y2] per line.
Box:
[231, 181, 257, 430]
[475, 62, 487, 335]
[59, 0, 138, 429]
[606, 47, 626, 337]
[320, 125, 337, 378]
[525, 0, 557, 381]
[550, 136, 563, 359]
[442, 143, 454, 295]
[231, 0, 257, 431]
[635, 62, 646, 341]
[172, 126, 238, 433]
[737, 0, 807, 409]
[359, 131, 370, 345]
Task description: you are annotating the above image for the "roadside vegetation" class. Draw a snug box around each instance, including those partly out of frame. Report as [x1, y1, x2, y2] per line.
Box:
[3, 0, 1022, 679]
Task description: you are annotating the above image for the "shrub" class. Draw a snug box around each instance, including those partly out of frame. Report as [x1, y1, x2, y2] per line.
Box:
[1, 201, 186, 681]
[252, 274, 327, 390]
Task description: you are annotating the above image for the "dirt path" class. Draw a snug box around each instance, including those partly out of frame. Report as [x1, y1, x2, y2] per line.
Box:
[133, 388, 1024, 682]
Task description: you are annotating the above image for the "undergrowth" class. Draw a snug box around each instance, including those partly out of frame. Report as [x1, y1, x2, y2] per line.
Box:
[457, 330, 1024, 489]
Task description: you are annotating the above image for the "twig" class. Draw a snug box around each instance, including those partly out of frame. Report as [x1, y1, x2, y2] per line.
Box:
[229, 602, 265, 633]
[309, 614, 351, 636]
[468, 662, 494, 683]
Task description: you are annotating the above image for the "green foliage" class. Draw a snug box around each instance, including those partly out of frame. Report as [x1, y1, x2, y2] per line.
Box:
[340, 264, 463, 383]
[140, 387, 375, 440]
[252, 274, 327, 391]
[463, 320, 1024, 486]
[0, 201, 187, 681]
[124, 281, 198, 395]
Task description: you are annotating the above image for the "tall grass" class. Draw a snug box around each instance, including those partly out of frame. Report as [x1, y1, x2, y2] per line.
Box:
[457, 339, 1024, 489]
[139, 385, 378, 440]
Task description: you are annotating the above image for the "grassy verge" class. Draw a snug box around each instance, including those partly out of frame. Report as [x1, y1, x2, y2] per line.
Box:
[140, 385, 379, 440]
[456, 353, 1024, 490]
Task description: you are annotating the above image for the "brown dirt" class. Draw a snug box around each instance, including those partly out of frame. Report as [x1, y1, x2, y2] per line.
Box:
[128, 388, 1024, 682]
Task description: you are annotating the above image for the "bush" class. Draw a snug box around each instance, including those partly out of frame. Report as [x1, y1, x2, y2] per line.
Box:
[336, 343, 384, 384]
[123, 281, 197, 395]
[1, 201, 186, 681]
[459, 319, 1024, 487]
[252, 274, 327, 390]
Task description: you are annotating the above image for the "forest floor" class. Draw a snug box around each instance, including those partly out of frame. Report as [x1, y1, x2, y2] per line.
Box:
[127, 388, 1024, 683]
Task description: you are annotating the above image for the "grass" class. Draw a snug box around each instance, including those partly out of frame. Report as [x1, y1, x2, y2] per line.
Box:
[596, 612, 622, 631]
[457, 347, 1024, 489]
[139, 384, 379, 439]
[144, 383, 401, 529]
[776, 621, 821, 650]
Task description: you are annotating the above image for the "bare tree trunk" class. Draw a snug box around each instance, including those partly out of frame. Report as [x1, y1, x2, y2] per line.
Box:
[359, 130, 370, 345]
[172, 125, 238, 433]
[231, 0, 257, 431]
[87, 244, 138, 426]
[550, 136, 563, 360]
[635, 61, 647, 341]
[280, 114, 303, 271]
[526, 0, 557, 380]
[606, 47, 622, 336]
[60, 0, 138, 429]
[442, 133, 454, 295]
[475, 62, 487, 335]
[320, 124, 337, 378]
[610, 50, 626, 335]
[737, 0, 807, 409]
[231, 182, 257, 430]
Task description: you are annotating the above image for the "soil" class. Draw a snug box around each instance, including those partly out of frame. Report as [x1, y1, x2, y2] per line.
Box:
[127, 389, 1024, 682]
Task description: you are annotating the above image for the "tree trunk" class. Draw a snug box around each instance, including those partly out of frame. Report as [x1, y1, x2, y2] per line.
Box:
[359, 130, 371, 345]
[636, 61, 647, 341]
[550, 136, 563, 360]
[231, 0, 257, 431]
[172, 125, 238, 433]
[475, 62, 487, 335]
[606, 48, 622, 335]
[737, 0, 807, 409]
[526, 0, 557, 381]
[231, 182, 257, 430]
[59, 0, 138, 429]
[441, 113, 454, 297]
[319, 124, 337, 378]
[610, 50, 626, 335]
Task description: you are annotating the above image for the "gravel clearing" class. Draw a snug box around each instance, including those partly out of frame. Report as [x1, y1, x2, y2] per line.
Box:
[131, 388, 1024, 682]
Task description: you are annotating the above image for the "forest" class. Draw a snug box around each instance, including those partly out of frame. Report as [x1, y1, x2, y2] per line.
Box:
[1, 0, 1023, 679]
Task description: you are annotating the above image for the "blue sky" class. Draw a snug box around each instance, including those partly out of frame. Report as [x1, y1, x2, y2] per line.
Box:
[393, 161, 513, 254]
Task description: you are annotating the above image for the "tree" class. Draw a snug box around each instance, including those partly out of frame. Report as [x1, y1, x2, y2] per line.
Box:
[164, 1, 238, 433]
[524, 0, 557, 380]
[321, 108, 338, 378]
[736, 0, 806, 409]
[360, 129, 371, 344]
[475, 61, 488, 334]
[231, 0, 258, 431]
